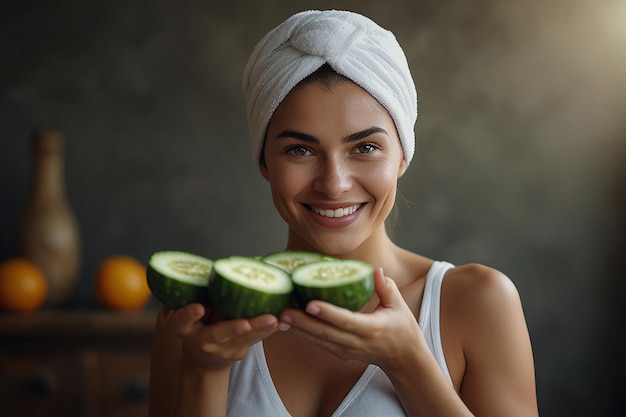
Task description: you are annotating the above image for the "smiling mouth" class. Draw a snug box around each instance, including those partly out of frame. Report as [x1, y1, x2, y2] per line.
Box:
[308, 204, 363, 218]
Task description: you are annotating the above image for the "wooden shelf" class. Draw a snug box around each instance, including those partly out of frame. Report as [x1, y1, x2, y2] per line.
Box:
[0, 309, 157, 417]
[0, 309, 157, 338]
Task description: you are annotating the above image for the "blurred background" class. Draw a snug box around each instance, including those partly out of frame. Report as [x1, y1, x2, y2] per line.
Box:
[1, 0, 624, 416]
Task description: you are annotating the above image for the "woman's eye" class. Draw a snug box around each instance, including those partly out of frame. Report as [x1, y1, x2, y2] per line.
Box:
[354, 143, 379, 154]
[286, 145, 311, 156]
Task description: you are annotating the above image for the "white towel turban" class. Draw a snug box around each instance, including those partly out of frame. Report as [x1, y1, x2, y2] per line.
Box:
[242, 9, 418, 166]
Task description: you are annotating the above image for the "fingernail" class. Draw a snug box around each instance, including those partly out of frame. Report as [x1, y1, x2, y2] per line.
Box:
[278, 315, 292, 331]
[261, 316, 278, 327]
[306, 303, 320, 315]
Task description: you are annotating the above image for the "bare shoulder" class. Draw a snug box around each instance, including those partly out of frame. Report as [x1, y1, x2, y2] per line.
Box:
[446, 262, 516, 288]
[443, 263, 521, 317]
[443, 262, 530, 344]
[438, 263, 523, 379]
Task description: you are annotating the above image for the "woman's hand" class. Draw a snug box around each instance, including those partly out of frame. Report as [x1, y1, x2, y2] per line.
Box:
[160, 303, 280, 372]
[277, 268, 425, 372]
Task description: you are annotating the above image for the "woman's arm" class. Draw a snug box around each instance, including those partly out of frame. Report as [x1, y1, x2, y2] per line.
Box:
[444, 264, 538, 416]
[148, 303, 280, 417]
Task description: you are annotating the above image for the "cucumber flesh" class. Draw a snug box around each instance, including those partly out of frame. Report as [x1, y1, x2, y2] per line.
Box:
[209, 256, 293, 319]
[262, 250, 325, 273]
[291, 260, 374, 311]
[147, 251, 213, 308]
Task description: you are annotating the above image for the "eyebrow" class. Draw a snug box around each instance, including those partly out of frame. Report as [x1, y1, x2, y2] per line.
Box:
[276, 126, 389, 143]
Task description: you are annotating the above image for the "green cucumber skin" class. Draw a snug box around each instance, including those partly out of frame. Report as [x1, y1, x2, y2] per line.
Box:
[293, 274, 375, 311]
[147, 264, 210, 309]
[208, 268, 291, 319]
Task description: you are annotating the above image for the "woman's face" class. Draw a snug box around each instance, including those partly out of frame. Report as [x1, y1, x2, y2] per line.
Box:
[260, 80, 406, 256]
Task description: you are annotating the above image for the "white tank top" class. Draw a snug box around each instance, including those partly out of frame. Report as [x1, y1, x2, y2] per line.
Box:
[226, 261, 455, 416]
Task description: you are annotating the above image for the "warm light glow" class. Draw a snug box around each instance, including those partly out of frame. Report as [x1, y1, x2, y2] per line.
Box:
[600, 0, 626, 45]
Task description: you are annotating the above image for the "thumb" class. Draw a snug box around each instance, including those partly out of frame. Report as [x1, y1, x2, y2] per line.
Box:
[373, 267, 402, 308]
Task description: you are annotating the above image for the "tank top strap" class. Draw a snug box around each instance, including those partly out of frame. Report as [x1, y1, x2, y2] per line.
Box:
[418, 260, 455, 385]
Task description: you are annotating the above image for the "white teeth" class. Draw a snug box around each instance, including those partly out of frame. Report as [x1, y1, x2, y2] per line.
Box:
[311, 204, 361, 218]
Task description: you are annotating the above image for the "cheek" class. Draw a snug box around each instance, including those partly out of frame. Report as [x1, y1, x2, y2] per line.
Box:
[268, 167, 304, 208]
[362, 162, 400, 199]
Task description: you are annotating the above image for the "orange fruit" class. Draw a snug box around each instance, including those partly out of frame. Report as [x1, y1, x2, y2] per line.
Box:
[94, 255, 151, 311]
[0, 258, 48, 313]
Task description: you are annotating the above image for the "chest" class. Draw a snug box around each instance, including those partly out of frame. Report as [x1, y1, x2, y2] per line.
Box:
[264, 333, 369, 417]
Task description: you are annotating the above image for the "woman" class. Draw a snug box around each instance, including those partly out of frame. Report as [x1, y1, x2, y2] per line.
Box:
[149, 10, 538, 417]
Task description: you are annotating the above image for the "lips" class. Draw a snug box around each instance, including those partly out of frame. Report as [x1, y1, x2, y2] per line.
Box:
[308, 204, 362, 218]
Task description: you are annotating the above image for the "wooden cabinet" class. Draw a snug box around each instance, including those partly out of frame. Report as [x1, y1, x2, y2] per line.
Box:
[0, 310, 156, 417]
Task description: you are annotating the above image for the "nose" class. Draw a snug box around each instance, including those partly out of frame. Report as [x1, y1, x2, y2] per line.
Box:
[313, 155, 352, 198]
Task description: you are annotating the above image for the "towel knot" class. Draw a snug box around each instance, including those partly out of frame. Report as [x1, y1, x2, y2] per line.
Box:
[290, 17, 366, 59]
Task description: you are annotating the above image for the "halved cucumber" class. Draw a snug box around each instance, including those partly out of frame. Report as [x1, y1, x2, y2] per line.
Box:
[291, 260, 374, 311]
[147, 251, 213, 308]
[262, 250, 326, 273]
[209, 256, 293, 319]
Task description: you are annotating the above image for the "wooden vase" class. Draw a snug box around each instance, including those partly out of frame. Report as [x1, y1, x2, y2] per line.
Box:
[16, 130, 81, 307]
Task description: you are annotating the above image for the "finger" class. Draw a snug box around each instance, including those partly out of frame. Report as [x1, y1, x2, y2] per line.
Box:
[285, 316, 352, 347]
[373, 267, 402, 309]
[205, 314, 278, 345]
[227, 314, 279, 346]
[304, 301, 365, 333]
[248, 313, 279, 330]
[173, 303, 207, 336]
[281, 306, 364, 348]
[283, 316, 365, 361]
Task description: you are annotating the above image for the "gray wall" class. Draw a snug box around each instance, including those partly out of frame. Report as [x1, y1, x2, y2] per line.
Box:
[1, 0, 624, 415]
